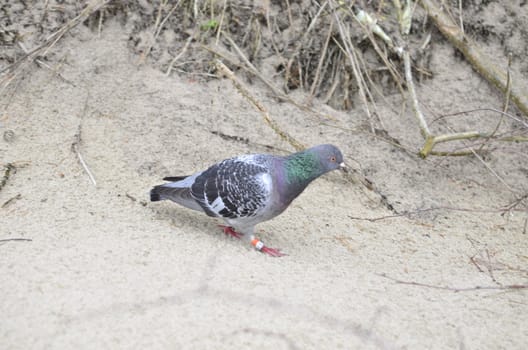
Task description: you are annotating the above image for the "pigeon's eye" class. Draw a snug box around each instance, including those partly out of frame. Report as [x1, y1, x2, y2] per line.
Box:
[330, 156, 336, 162]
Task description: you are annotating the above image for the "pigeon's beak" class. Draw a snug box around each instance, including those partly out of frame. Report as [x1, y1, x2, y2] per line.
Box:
[339, 162, 347, 173]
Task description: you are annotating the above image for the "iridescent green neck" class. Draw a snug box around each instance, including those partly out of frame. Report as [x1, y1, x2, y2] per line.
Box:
[285, 151, 320, 185]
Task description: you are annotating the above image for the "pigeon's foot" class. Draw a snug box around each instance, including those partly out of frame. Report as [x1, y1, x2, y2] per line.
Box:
[251, 238, 286, 257]
[261, 246, 286, 257]
[218, 225, 243, 239]
[218, 226, 285, 257]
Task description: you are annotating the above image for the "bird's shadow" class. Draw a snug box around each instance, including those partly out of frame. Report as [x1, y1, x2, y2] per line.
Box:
[151, 204, 211, 230]
[149, 203, 243, 247]
[149, 203, 286, 251]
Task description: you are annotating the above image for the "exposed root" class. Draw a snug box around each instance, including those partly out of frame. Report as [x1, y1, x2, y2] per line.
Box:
[420, 0, 528, 118]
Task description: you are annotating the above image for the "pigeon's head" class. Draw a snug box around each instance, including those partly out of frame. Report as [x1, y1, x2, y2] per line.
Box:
[285, 144, 346, 185]
[311, 144, 346, 173]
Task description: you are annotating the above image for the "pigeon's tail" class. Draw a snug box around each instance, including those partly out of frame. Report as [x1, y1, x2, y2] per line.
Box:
[150, 175, 204, 213]
[162, 176, 188, 182]
[149, 186, 165, 202]
[150, 184, 184, 201]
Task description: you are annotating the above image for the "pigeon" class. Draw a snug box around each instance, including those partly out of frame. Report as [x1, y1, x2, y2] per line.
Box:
[150, 144, 345, 256]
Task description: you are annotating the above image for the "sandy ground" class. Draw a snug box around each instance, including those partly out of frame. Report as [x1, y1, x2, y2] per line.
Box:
[1, 18, 528, 350]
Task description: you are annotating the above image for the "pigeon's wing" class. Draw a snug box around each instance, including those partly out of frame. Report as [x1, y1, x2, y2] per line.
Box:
[190, 156, 272, 219]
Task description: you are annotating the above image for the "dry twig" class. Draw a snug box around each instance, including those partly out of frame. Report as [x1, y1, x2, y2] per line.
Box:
[0, 163, 15, 193]
[71, 96, 96, 186]
[477, 54, 513, 153]
[309, 19, 334, 102]
[2, 193, 21, 208]
[72, 123, 97, 186]
[0, 238, 32, 243]
[204, 37, 340, 122]
[432, 108, 528, 129]
[379, 273, 528, 292]
[166, 32, 195, 76]
[332, 6, 375, 132]
[347, 204, 527, 223]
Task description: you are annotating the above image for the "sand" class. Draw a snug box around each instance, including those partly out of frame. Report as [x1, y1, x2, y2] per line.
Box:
[1, 4, 528, 349]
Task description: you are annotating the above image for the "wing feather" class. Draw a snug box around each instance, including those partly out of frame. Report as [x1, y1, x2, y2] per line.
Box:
[191, 156, 271, 219]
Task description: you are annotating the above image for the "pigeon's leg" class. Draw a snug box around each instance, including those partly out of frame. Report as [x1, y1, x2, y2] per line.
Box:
[219, 226, 285, 257]
[218, 225, 243, 239]
[250, 237, 286, 257]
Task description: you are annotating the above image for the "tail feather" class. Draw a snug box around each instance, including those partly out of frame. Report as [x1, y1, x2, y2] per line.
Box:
[150, 182, 204, 212]
[150, 188, 162, 201]
[163, 176, 188, 182]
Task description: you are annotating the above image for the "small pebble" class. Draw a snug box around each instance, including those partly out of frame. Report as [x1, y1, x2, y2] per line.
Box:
[3, 130, 15, 143]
